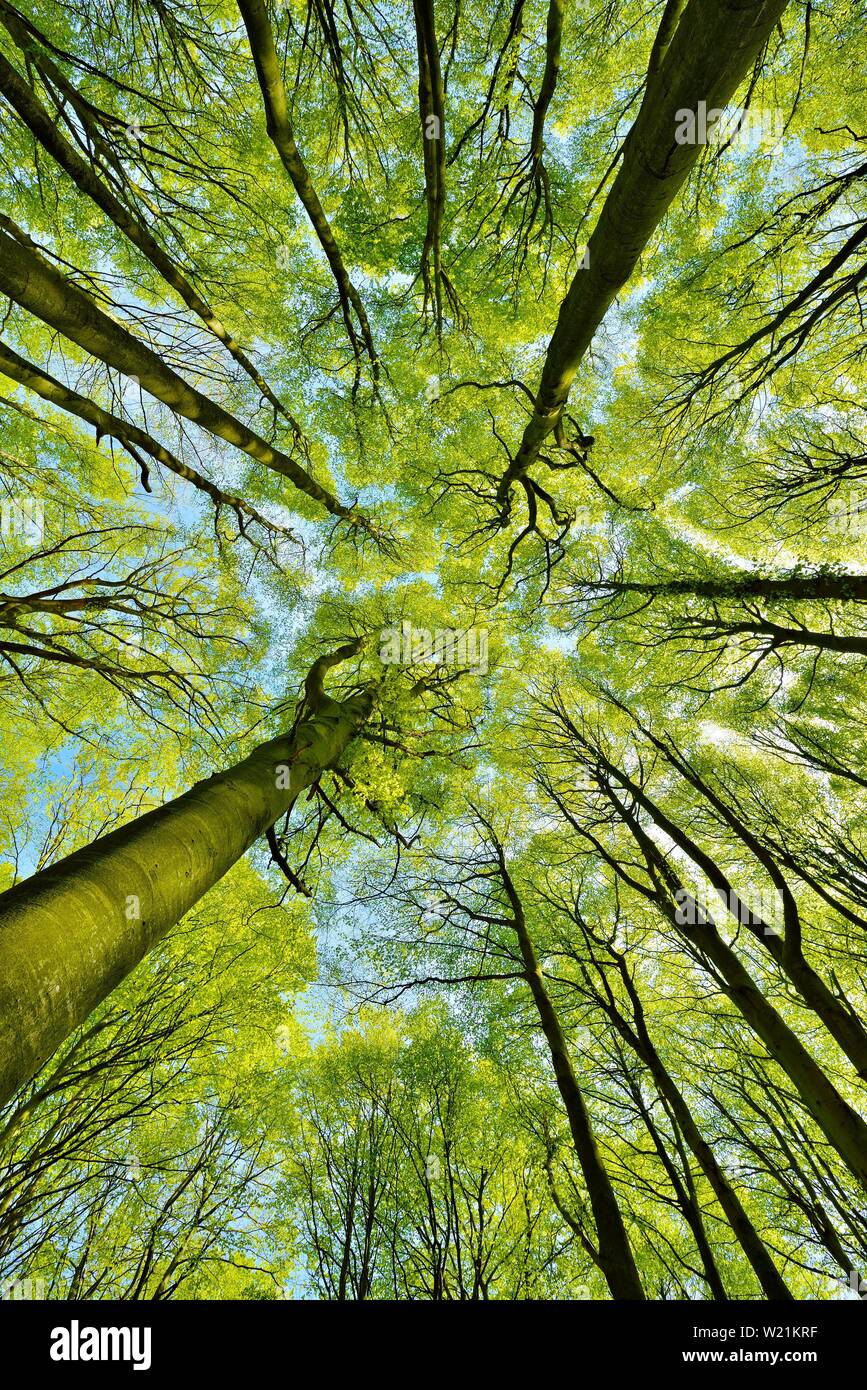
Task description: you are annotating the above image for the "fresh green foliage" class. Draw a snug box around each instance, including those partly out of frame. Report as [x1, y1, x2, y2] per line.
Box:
[0, 0, 865, 1301]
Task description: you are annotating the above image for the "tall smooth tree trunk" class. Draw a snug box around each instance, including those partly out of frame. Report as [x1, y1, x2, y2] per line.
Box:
[622, 1064, 729, 1299]
[0, 44, 302, 434]
[0, 340, 294, 539]
[528, 0, 564, 164]
[544, 742, 867, 1191]
[718, 624, 867, 658]
[237, 0, 378, 375]
[500, 0, 790, 501]
[496, 846, 645, 1298]
[600, 954, 793, 1299]
[0, 224, 364, 528]
[597, 741, 867, 1081]
[583, 573, 867, 604]
[614, 798, 867, 1191]
[688, 913, 867, 1190]
[412, 0, 449, 335]
[0, 648, 375, 1107]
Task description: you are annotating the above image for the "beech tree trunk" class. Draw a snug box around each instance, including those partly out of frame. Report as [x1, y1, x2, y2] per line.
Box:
[0, 224, 361, 526]
[585, 573, 867, 603]
[0, 340, 294, 536]
[0, 650, 375, 1107]
[612, 795, 867, 1191]
[598, 745, 867, 1081]
[599, 955, 794, 1298]
[0, 45, 302, 433]
[496, 845, 645, 1298]
[501, 0, 790, 499]
[237, 0, 377, 373]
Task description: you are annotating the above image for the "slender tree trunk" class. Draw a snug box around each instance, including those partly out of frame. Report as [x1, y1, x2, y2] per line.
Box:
[546, 744, 867, 1192]
[497, 847, 645, 1298]
[0, 46, 303, 434]
[714, 1074, 867, 1280]
[0, 648, 375, 1107]
[236, 0, 378, 375]
[412, 0, 449, 334]
[0, 224, 365, 528]
[681, 897, 867, 1191]
[600, 957, 794, 1298]
[0, 340, 295, 539]
[585, 572, 867, 604]
[596, 743, 867, 1081]
[618, 803, 867, 1191]
[623, 1066, 729, 1299]
[528, 0, 564, 164]
[696, 216, 867, 385]
[726, 623, 867, 657]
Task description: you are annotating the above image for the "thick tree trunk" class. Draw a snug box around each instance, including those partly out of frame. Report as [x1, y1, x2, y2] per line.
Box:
[0, 650, 375, 1107]
[500, 0, 790, 500]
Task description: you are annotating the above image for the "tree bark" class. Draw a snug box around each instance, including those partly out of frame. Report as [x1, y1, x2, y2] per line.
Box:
[0, 646, 375, 1107]
[499, 0, 790, 504]
[620, 1062, 729, 1299]
[0, 46, 303, 435]
[529, 0, 564, 165]
[612, 792, 867, 1191]
[412, 0, 448, 334]
[598, 953, 794, 1298]
[496, 845, 645, 1298]
[583, 572, 867, 604]
[0, 340, 295, 540]
[594, 738, 867, 1082]
[236, 0, 378, 375]
[0, 224, 367, 529]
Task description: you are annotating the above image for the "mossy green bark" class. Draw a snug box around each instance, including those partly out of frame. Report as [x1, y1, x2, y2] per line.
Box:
[0, 687, 373, 1108]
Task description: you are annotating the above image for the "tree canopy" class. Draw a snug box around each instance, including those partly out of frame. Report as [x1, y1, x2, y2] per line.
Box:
[1, 0, 866, 1302]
